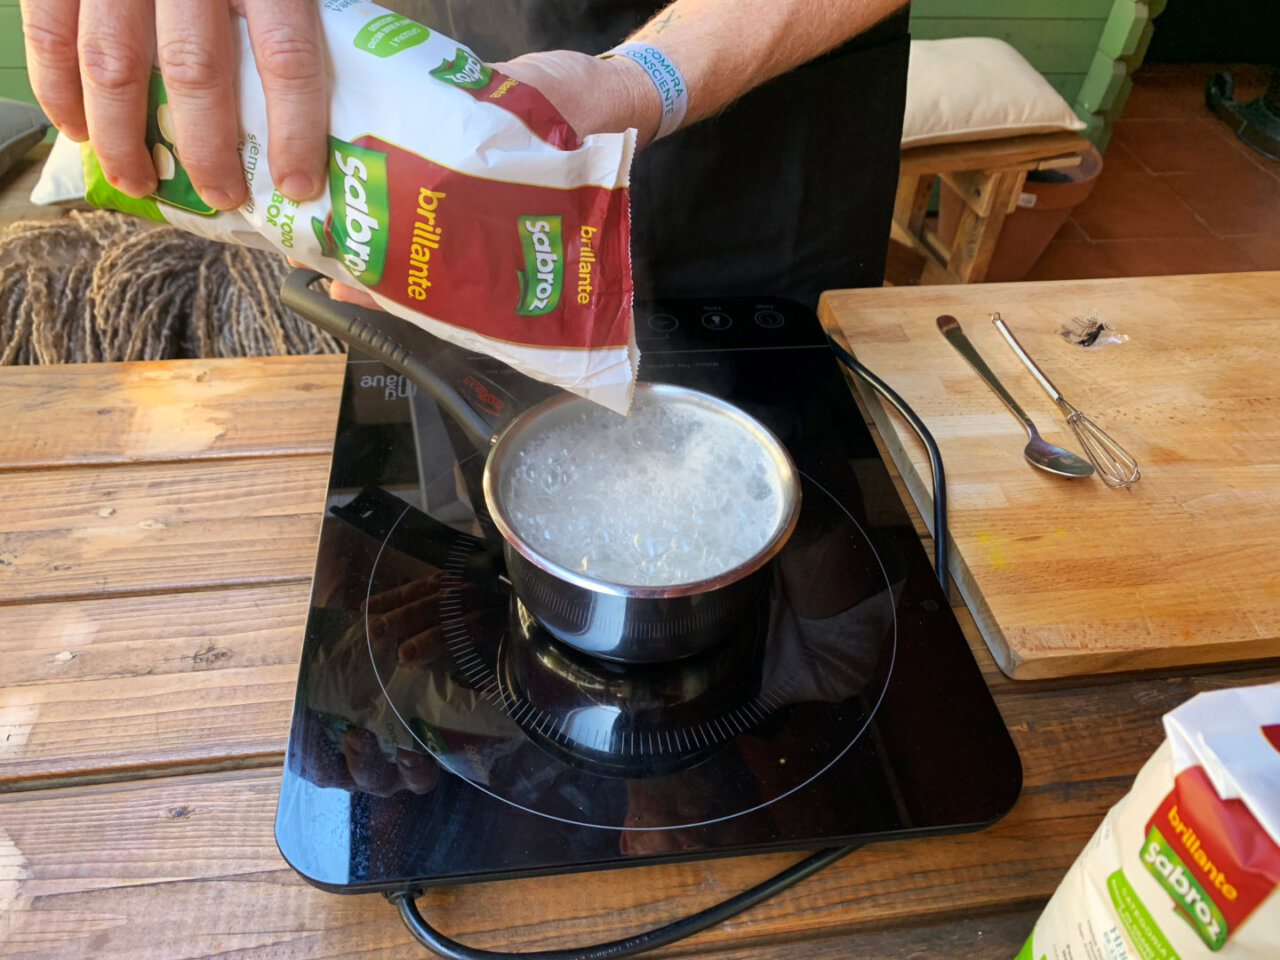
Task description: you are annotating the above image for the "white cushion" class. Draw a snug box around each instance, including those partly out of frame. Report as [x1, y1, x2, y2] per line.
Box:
[902, 38, 1086, 148]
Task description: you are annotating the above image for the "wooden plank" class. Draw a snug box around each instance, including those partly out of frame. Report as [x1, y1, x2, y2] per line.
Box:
[0, 661, 295, 789]
[0, 770, 1138, 958]
[1077, 51, 1128, 114]
[945, 169, 1023, 282]
[889, 219, 951, 276]
[892, 173, 933, 235]
[0, 582, 308, 687]
[1121, 20, 1157, 70]
[910, 19, 1107, 76]
[1103, 77, 1135, 125]
[0, 454, 330, 604]
[1077, 110, 1108, 148]
[0, 356, 344, 469]
[0, 583, 311, 787]
[940, 169, 1000, 218]
[899, 131, 1092, 177]
[819, 273, 1280, 678]
[1098, 0, 1149, 59]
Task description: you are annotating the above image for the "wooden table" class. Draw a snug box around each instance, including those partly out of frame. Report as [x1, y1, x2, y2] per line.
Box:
[2, 285, 1276, 959]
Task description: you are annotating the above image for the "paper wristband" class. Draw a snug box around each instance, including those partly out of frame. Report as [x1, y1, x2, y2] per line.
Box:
[603, 41, 689, 140]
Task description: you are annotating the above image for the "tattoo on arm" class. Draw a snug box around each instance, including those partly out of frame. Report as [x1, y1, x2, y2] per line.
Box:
[654, 11, 678, 32]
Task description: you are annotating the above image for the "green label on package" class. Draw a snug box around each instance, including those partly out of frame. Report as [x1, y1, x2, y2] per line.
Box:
[1140, 826, 1229, 950]
[326, 136, 390, 285]
[353, 14, 429, 57]
[515, 216, 563, 316]
[430, 46, 492, 89]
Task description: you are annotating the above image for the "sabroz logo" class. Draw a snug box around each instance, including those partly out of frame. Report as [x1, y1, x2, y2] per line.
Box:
[524, 220, 558, 308]
[452, 53, 485, 85]
[1143, 837, 1225, 944]
[334, 149, 380, 277]
[516, 216, 563, 316]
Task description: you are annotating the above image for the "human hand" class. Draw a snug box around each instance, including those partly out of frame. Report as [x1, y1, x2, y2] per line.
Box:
[341, 726, 440, 797]
[21, 0, 328, 208]
[364, 572, 504, 668]
[495, 49, 662, 148]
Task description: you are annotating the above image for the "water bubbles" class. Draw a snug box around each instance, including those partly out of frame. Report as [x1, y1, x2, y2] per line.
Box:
[503, 392, 784, 586]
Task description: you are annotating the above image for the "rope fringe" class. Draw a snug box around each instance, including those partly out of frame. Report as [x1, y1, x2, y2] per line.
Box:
[0, 210, 342, 364]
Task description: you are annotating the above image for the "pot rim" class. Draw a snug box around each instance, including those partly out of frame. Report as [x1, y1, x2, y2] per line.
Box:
[482, 382, 801, 599]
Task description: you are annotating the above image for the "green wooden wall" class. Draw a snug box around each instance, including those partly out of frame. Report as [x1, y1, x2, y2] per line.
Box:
[0, 0, 34, 106]
[912, 0, 1165, 150]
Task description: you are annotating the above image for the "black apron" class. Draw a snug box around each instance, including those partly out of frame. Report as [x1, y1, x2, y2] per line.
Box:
[392, 2, 909, 306]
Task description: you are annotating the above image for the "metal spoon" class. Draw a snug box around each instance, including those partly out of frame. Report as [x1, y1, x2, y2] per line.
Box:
[936, 314, 1094, 478]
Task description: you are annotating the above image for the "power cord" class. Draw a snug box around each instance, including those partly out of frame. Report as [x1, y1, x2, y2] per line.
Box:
[389, 341, 950, 959]
[825, 335, 949, 595]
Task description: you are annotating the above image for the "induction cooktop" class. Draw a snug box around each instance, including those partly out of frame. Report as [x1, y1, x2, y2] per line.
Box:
[275, 296, 1022, 893]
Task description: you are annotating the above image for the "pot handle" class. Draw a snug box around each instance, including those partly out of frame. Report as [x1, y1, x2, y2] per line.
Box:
[280, 268, 495, 449]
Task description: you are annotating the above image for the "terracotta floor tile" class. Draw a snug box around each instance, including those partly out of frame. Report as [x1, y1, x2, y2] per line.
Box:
[1089, 237, 1260, 277]
[1122, 64, 1267, 121]
[1071, 171, 1209, 241]
[1051, 219, 1089, 243]
[1112, 119, 1263, 174]
[1098, 139, 1146, 175]
[1225, 234, 1280, 271]
[1213, 125, 1280, 182]
[1024, 242, 1122, 281]
[1121, 78, 1210, 121]
[1164, 166, 1280, 236]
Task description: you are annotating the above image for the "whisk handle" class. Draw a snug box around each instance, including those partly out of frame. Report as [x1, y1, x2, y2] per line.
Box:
[992, 313, 1062, 402]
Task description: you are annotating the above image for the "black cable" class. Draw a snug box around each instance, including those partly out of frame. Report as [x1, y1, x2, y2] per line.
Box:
[389, 343, 950, 959]
[391, 845, 854, 960]
[826, 336, 949, 594]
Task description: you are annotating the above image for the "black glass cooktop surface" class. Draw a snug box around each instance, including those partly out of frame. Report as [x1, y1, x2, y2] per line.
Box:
[275, 297, 1021, 893]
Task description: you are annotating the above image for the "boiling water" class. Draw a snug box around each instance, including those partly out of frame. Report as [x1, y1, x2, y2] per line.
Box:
[502, 392, 785, 587]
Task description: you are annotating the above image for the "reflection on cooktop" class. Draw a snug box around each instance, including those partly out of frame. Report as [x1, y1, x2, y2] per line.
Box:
[350, 472, 898, 830]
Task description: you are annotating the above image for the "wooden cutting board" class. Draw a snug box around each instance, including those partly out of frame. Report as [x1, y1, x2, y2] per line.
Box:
[819, 271, 1280, 679]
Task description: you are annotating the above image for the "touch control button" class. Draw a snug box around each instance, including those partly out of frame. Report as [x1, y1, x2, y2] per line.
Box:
[754, 309, 785, 329]
[701, 311, 733, 331]
[647, 313, 678, 333]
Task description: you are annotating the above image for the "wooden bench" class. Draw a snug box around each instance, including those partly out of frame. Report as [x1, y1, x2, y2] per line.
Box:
[891, 130, 1092, 284]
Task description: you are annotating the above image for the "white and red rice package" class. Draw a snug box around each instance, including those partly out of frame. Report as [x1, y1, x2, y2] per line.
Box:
[34, 2, 638, 411]
[1018, 681, 1280, 959]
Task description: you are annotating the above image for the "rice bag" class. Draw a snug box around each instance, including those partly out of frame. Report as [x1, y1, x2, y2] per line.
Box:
[31, 1, 638, 412]
[1018, 681, 1280, 960]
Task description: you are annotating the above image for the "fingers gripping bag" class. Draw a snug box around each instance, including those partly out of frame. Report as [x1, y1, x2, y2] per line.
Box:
[35, 2, 638, 412]
[1018, 681, 1280, 960]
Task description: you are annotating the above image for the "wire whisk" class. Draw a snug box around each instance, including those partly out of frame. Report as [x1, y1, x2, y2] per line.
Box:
[991, 313, 1140, 489]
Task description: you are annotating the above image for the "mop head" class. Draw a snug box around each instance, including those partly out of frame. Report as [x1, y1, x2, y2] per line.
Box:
[0, 210, 341, 365]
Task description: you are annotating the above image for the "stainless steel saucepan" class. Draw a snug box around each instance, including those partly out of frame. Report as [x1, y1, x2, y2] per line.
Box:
[281, 269, 801, 663]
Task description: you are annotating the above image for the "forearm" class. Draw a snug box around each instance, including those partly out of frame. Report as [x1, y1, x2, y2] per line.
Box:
[625, 0, 907, 128]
